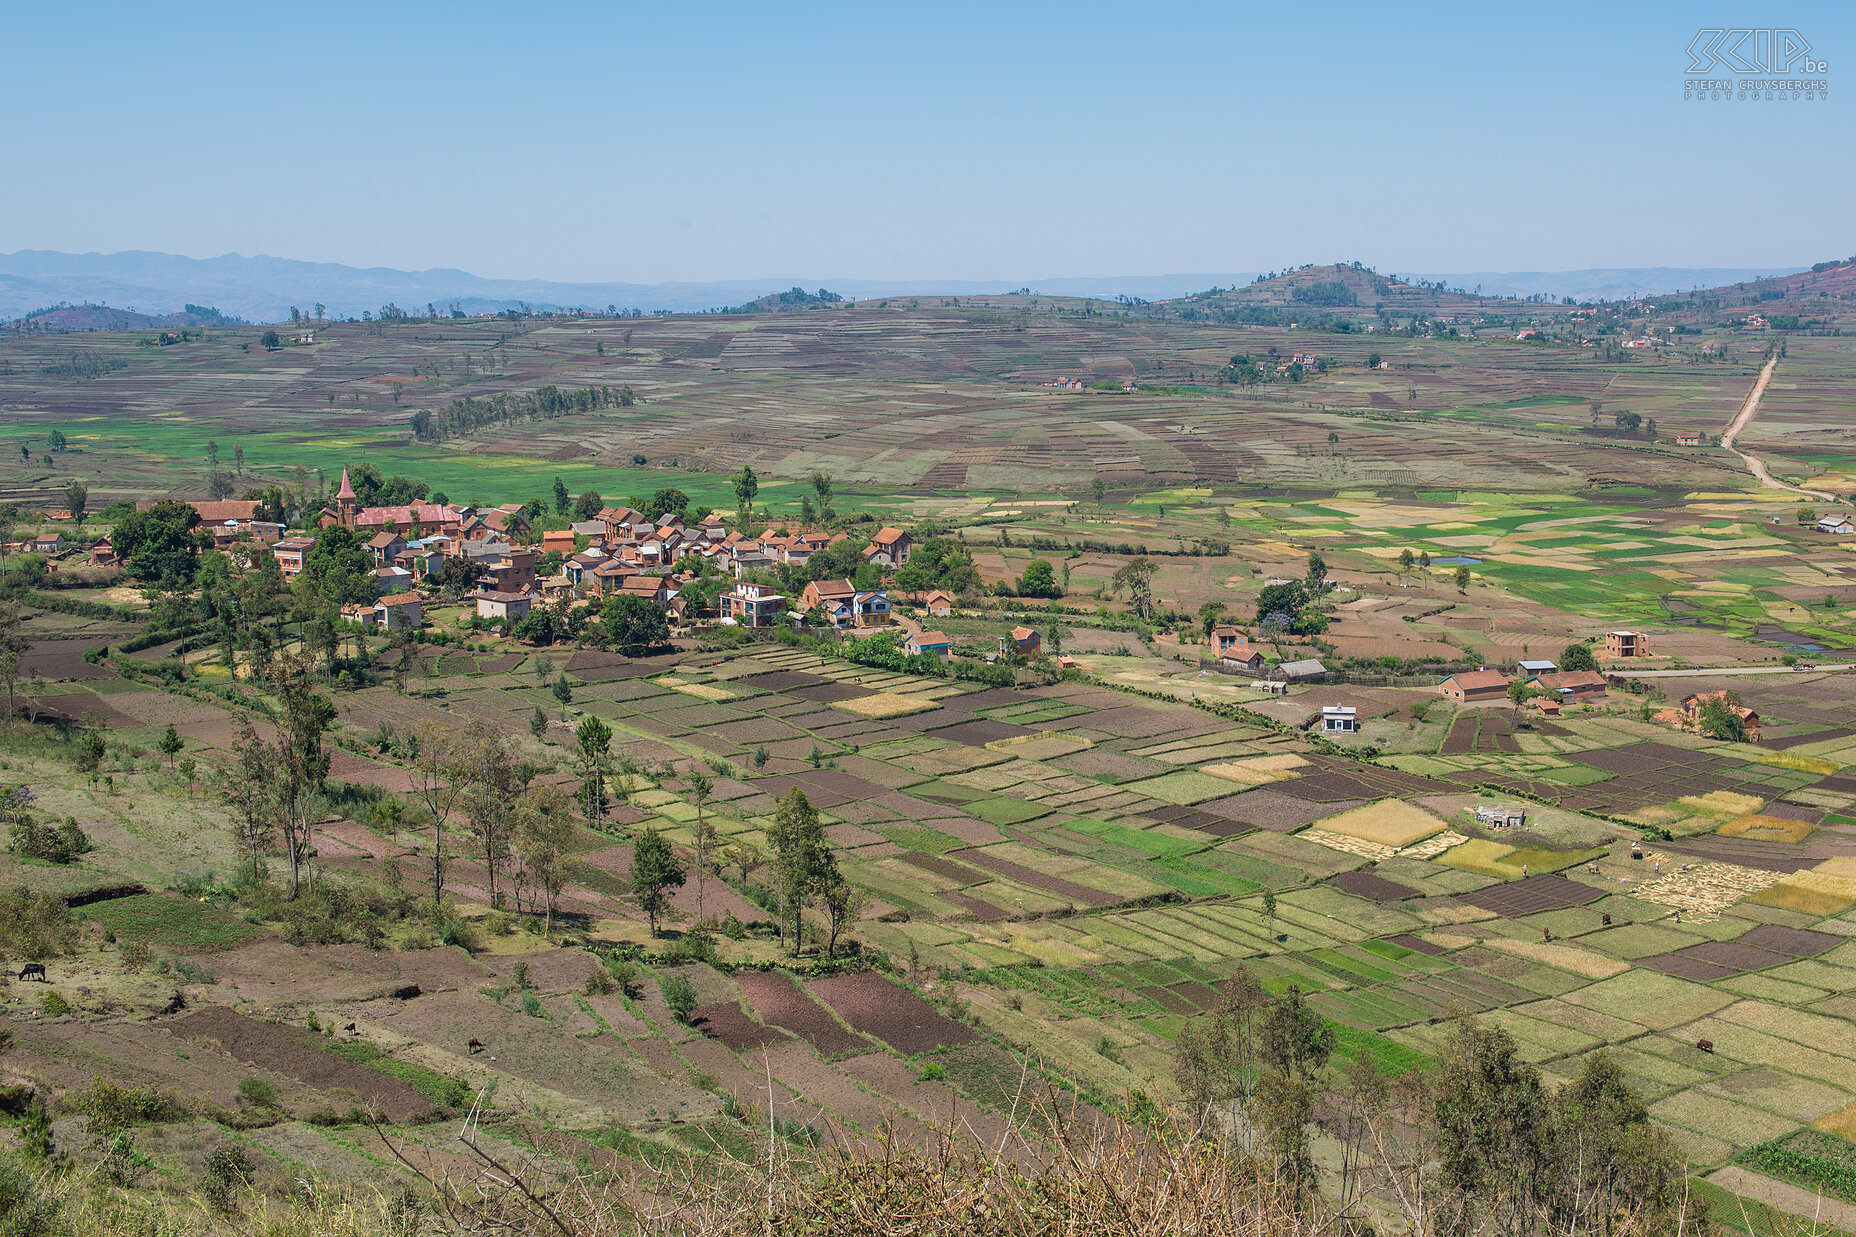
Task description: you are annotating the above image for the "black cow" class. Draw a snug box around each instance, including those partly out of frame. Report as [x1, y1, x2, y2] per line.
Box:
[16, 963, 46, 982]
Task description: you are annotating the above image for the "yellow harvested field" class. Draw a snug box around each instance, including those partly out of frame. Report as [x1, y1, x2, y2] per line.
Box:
[1312, 799, 1446, 848]
[1480, 937, 1630, 979]
[1718, 814, 1816, 844]
[1759, 751, 1841, 775]
[1677, 790, 1765, 818]
[1815, 1100, 1856, 1139]
[1750, 866, 1856, 916]
[1426, 932, 1478, 950]
[655, 677, 734, 700]
[831, 693, 941, 719]
[1203, 753, 1309, 785]
[985, 732, 1092, 759]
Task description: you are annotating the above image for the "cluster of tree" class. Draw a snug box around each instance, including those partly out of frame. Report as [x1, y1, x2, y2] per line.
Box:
[338, 464, 429, 508]
[110, 500, 207, 584]
[1177, 966, 1691, 1233]
[1015, 557, 1061, 598]
[410, 384, 636, 442]
[731, 287, 845, 312]
[1, 785, 90, 865]
[892, 536, 981, 595]
[765, 788, 862, 956]
[383, 716, 580, 930]
[1252, 554, 1334, 636]
[1289, 280, 1358, 306]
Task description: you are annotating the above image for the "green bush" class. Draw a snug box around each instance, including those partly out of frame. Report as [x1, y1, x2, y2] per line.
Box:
[659, 973, 699, 1024]
[0, 886, 78, 961]
[236, 1078, 279, 1108]
[0, 1152, 68, 1237]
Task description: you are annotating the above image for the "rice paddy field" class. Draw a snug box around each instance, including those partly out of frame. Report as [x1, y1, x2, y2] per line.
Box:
[4, 270, 1856, 1225]
[5, 615, 1856, 1218]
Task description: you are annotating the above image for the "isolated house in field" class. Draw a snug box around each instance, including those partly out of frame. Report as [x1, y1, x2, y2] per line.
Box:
[1321, 705, 1359, 733]
[1605, 631, 1650, 659]
[863, 527, 912, 568]
[923, 590, 955, 616]
[1675, 431, 1702, 447]
[1217, 646, 1265, 673]
[723, 581, 786, 627]
[906, 630, 951, 661]
[1437, 668, 1510, 702]
[1476, 804, 1526, 829]
[1271, 659, 1327, 684]
[1817, 515, 1855, 535]
[1210, 625, 1252, 656]
[1666, 690, 1761, 741]
[1001, 626, 1041, 658]
[474, 590, 531, 623]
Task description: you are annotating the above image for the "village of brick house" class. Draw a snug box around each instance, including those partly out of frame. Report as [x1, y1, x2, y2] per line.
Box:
[4, 13, 1856, 1231]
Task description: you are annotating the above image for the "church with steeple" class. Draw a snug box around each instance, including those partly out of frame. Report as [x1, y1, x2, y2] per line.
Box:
[335, 468, 357, 527]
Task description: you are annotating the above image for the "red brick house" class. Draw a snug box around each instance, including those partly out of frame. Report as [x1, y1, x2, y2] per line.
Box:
[1437, 668, 1511, 702]
[863, 527, 912, 568]
[1001, 626, 1041, 657]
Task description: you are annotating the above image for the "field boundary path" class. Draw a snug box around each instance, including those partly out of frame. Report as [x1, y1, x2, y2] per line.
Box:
[1721, 353, 1836, 500]
[1707, 1166, 1856, 1232]
[1626, 664, 1855, 678]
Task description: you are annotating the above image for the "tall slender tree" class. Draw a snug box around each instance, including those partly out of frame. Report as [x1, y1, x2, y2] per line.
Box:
[629, 826, 686, 938]
[273, 653, 334, 897]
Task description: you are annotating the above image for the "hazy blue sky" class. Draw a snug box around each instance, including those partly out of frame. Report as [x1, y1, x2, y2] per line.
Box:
[7, 2, 1848, 282]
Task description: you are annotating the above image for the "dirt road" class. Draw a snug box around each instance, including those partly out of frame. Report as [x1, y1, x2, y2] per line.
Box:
[1721, 353, 1835, 500]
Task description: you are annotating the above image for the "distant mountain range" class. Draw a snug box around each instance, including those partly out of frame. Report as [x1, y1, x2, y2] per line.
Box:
[0, 249, 1810, 324]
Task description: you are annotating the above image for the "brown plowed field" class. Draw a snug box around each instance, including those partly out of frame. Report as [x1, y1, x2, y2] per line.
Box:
[950, 848, 1117, 906]
[690, 1000, 794, 1051]
[808, 972, 979, 1057]
[167, 1007, 434, 1121]
[735, 971, 872, 1056]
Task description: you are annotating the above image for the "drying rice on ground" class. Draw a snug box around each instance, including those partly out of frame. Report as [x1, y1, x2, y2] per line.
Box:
[1298, 828, 1397, 862]
[1631, 862, 1784, 920]
[1399, 830, 1469, 860]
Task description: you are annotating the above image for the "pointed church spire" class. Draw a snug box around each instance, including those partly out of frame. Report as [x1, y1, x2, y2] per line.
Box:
[337, 469, 355, 498]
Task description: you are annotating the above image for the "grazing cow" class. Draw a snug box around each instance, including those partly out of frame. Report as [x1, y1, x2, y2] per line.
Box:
[1600, 913, 1612, 926]
[1696, 1038, 1714, 1054]
[343, 1022, 357, 1034]
[467, 1038, 484, 1055]
[17, 963, 46, 982]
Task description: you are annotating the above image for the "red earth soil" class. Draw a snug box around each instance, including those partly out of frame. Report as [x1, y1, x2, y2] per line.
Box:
[807, 972, 979, 1057]
[167, 1006, 434, 1121]
[734, 971, 871, 1056]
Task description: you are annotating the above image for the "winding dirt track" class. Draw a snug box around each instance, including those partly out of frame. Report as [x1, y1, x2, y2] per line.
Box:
[1721, 353, 1835, 500]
